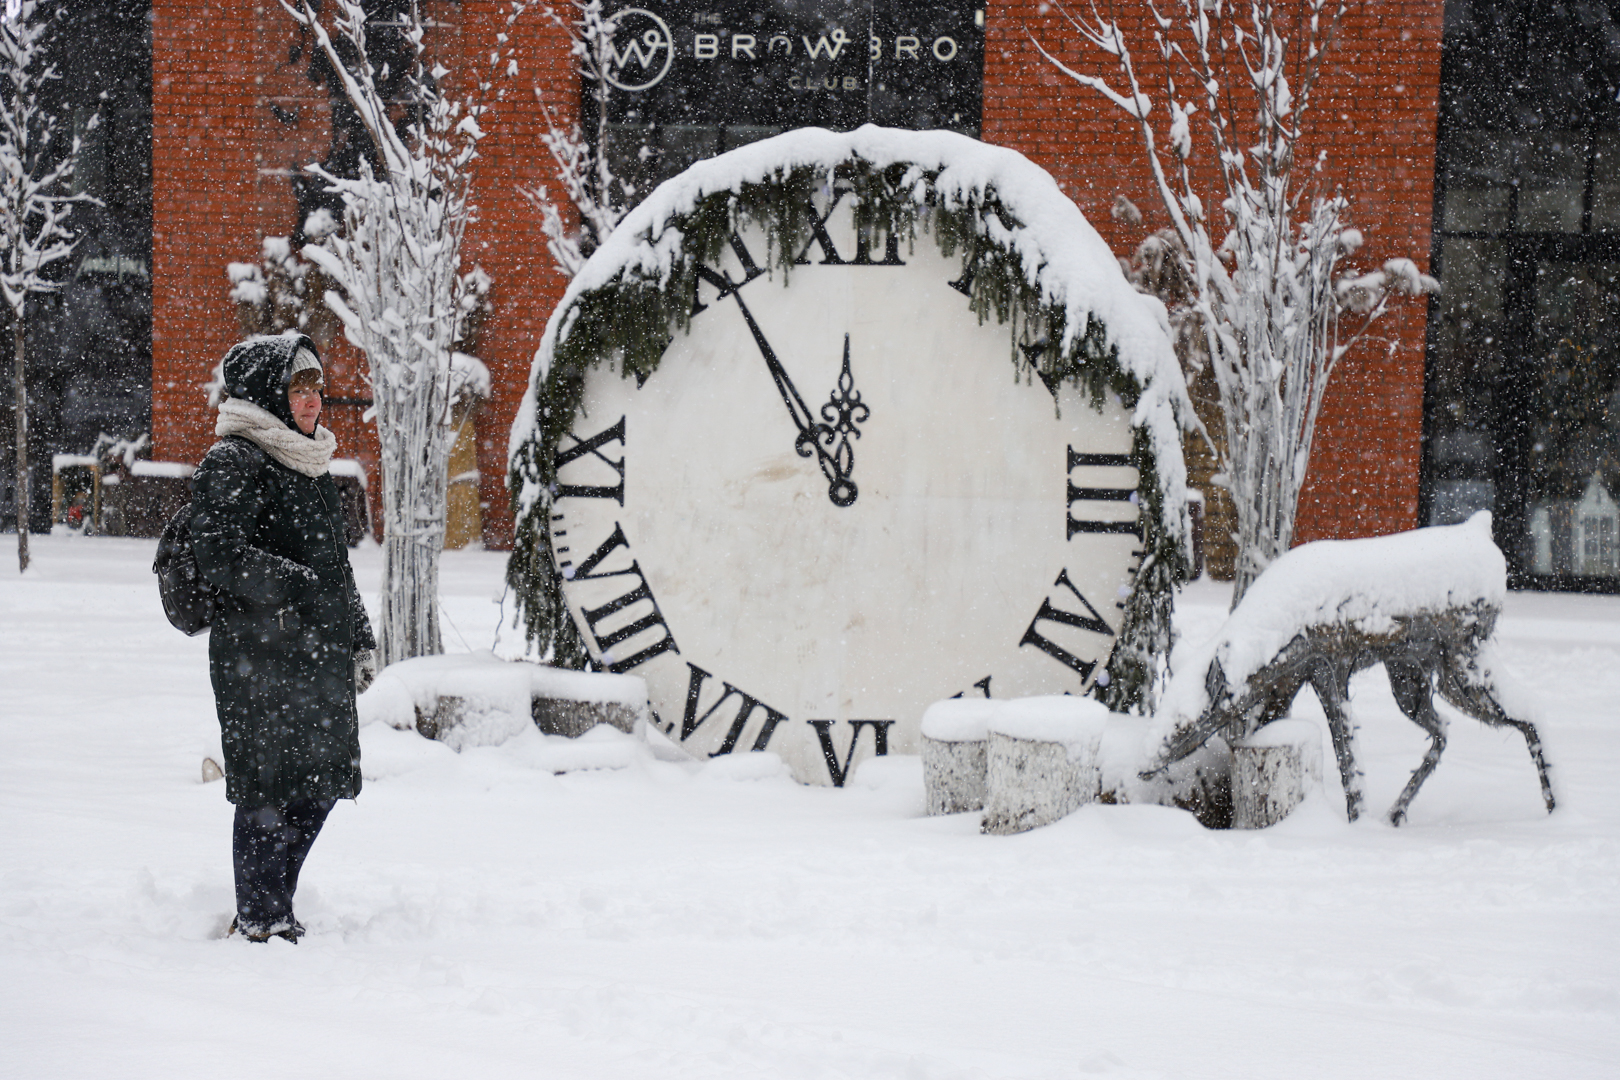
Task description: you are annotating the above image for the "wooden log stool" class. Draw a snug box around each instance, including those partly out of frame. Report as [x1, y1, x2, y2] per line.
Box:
[1231, 718, 1322, 829]
[920, 699, 999, 815]
[981, 698, 1110, 835]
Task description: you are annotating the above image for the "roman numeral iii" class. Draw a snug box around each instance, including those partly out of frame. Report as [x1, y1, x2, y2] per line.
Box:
[1067, 447, 1140, 539]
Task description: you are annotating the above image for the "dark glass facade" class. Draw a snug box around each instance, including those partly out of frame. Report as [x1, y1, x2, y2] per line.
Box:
[0, 0, 152, 533]
[589, 1, 985, 201]
[1425, 1, 1620, 589]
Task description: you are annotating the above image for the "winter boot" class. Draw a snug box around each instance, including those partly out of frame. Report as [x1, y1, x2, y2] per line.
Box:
[227, 916, 273, 943]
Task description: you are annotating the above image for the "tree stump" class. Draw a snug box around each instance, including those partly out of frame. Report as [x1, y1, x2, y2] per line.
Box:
[530, 668, 648, 738]
[981, 698, 1109, 835]
[920, 699, 999, 815]
[1231, 719, 1322, 829]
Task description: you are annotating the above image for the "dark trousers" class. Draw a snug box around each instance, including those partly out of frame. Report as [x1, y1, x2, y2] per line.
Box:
[232, 798, 334, 932]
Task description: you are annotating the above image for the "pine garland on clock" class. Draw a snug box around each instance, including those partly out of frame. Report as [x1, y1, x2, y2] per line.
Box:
[506, 127, 1195, 787]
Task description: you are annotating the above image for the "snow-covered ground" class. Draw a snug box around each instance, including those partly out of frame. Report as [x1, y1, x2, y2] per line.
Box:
[2, 533, 1616, 1079]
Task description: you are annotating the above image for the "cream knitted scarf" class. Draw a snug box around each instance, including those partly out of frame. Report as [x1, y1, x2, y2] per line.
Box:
[216, 397, 336, 477]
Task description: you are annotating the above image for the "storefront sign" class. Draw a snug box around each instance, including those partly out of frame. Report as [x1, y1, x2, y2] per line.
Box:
[600, 1, 985, 136]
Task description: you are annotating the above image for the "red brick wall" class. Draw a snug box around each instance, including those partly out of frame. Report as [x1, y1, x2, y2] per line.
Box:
[987, 0, 1446, 543]
[151, 1, 572, 547]
[151, 1, 1443, 549]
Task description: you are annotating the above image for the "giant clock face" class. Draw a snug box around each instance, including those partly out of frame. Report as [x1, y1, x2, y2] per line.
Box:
[549, 194, 1143, 786]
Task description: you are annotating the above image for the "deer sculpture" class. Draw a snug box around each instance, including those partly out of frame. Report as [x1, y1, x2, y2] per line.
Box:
[1142, 514, 1555, 825]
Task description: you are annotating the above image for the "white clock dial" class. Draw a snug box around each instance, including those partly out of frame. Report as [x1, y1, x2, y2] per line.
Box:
[550, 196, 1142, 785]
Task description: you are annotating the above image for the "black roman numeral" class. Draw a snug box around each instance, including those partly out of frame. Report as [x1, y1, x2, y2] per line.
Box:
[565, 523, 679, 673]
[1021, 339, 1062, 398]
[691, 199, 908, 317]
[807, 719, 895, 788]
[950, 675, 993, 699]
[793, 189, 904, 267]
[691, 234, 767, 315]
[678, 663, 789, 755]
[553, 416, 625, 505]
[1020, 569, 1114, 681]
[1067, 447, 1141, 539]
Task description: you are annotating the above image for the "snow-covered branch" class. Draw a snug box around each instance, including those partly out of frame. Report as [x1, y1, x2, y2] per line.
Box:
[3, 0, 93, 572]
[284, 0, 521, 664]
[522, 0, 630, 277]
[1041, 0, 1437, 604]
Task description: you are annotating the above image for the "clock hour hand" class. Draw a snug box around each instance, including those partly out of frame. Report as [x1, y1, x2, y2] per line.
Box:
[730, 292, 864, 507]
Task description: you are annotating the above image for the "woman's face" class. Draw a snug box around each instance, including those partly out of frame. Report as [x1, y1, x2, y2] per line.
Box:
[288, 375, 323, 435]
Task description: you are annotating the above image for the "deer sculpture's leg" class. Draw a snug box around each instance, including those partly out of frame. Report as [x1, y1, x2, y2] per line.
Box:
[1309, 657, 1364, 822]
[1385, 657, 1448, 826]
[1436, 657, 1557, 814]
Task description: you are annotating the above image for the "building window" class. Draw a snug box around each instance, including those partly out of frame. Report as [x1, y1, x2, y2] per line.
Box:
[1425, 1, 1620, 590]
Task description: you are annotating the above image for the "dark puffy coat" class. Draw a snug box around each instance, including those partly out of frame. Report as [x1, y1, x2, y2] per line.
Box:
[191, 335, 375, 807]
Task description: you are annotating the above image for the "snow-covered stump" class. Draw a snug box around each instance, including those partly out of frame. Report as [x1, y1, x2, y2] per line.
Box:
[530, 668, 648, 738]
[1231, 719, 1322, 829]
[920, 699, 998, 815]
[981, 698, 1109, 836]
[357, 652, 650, 753]
[410, 662, 534, 752]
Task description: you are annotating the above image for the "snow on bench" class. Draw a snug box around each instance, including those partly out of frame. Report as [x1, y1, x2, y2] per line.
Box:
[359, 651, 648, 753]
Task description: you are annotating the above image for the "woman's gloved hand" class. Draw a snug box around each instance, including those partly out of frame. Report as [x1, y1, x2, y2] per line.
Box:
[354, 649, 378, 694]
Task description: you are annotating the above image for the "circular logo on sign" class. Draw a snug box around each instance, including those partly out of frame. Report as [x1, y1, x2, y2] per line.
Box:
[603, 7, 674, 92]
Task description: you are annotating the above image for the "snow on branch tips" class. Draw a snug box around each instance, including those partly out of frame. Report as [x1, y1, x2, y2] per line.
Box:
[1037, 1, 1438, 606]
[3, 0, 95, 573]
[523, 1, 631, 277]
[281, 0, 523, 665]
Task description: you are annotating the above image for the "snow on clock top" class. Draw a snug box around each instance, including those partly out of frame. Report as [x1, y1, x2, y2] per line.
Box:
[511, 124, 1192, 526]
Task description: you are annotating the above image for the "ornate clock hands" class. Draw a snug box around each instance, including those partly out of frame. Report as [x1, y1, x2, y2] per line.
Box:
[730, 291, 869, 507]
[805, 335, 869, 507]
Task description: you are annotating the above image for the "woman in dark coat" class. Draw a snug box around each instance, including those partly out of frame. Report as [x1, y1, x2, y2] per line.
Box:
[191, 333, 376, 943]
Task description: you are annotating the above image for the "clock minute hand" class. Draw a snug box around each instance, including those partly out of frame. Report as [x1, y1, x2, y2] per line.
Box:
[729, 291, 859, 507]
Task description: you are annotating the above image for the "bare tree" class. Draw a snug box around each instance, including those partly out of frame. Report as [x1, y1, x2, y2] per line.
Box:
[1, 0, 90, 572]
[1037, 1, 1437, 604]
[525, 0, 628, 276]
[283, 0, 517, 665]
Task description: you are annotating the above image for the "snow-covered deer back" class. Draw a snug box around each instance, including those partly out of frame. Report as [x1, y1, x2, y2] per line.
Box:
[1146, 513, 1556, 824]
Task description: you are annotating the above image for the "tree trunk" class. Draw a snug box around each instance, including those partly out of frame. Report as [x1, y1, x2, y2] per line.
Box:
[378, 529, 443, 667]
[375, 413, 447, 667]
[14, 318, 28, 573]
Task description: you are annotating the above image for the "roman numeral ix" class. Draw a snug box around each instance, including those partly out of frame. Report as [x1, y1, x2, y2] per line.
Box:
[553, 416, 626, 505]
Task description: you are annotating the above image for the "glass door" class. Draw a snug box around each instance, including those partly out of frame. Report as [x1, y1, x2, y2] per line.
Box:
[1422, 1, 1620, 592]
[1522, 259, 1620, 580]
